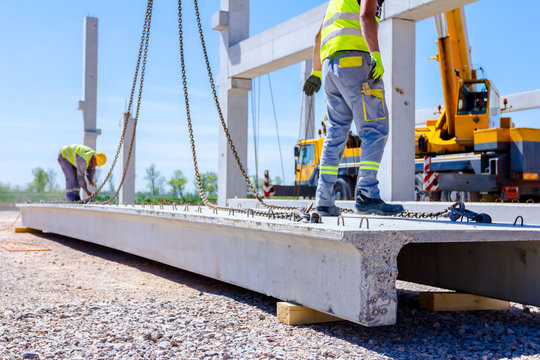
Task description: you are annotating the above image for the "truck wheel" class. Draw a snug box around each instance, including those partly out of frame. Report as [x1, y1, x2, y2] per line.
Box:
[334, 178, 352, 200]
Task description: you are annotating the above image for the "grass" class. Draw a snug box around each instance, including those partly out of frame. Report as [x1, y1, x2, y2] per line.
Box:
[0, 190, 65, 206]
[0, 189, 218, 206]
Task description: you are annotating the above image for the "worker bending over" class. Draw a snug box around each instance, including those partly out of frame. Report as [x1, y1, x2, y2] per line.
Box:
[303, 0, 403, 216]
[58, 144, 107, 201]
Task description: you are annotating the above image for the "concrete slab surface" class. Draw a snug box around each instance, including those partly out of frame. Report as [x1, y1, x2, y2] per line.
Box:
[18, 203, 540, 326]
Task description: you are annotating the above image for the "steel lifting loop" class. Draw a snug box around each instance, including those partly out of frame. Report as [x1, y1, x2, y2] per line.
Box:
[514, 216, 524, 227]
[247, 209, 255, 218]
[337, 216, 345, 227]
[184, 205, 190, 212]
[212, 208, 219, 215]
[268, 210, 276, 220]
[359, 217, 370, 229]
[237, 204, 242, 209]
[172, 203, 178, 210]
[197, 206, 203, 213]
[526, 199, 535, 204]
[160, 204, 164, 210]
[228, 209, 235, 216]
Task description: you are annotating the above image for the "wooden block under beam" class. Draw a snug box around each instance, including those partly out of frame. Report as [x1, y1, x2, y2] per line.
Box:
[420, 292, 511, 312]
[277, 302, 342, 325]
[14, 227, 42, 234]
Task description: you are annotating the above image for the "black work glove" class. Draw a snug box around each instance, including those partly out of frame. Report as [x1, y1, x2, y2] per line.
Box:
[303, 74, 322, 96]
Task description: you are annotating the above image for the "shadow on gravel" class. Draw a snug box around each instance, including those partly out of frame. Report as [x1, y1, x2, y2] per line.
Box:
[36, 232, 540, 360]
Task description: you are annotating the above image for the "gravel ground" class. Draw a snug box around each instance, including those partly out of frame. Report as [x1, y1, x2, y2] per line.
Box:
[0, 210, 539, 360]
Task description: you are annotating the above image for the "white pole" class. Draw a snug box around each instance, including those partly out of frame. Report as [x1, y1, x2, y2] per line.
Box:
[300, 60, 316, 141]
[120, 114, 136, 205]
[78, 17, 101, 150]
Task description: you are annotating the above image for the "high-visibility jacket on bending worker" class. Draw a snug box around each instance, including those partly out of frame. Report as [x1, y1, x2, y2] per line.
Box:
[61, 144, 96, 191]
[320, 0, 384, 62]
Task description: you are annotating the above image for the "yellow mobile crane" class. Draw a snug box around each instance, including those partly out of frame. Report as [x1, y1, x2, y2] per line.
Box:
[287, 7, 540, 202]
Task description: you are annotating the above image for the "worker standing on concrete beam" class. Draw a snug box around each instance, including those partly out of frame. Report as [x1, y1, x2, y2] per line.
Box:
[57, 144, 107, 201]
[303, 0, 403, 216]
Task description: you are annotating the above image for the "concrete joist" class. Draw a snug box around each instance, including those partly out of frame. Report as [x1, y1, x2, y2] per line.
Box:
[416, 89, 540, 126]
[18, 203, 540, 326]
[384, 0, 479, 21]
[226, 3, 327, 79]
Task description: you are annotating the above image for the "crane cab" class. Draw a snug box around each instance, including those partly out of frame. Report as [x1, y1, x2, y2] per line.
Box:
[454, 79, 500, 142]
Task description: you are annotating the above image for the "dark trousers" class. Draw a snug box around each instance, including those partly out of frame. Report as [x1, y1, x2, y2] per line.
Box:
[58, 154, 80, 201]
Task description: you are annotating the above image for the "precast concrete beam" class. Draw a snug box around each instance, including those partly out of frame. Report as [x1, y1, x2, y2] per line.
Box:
[119, 114, 136, 205]
[79, 17, 101, 150]
[379, 18, 416, 201]
[502, 89, 540, 113]
[384, 0, 479, 21]
[227, 3, 327, 79]
[217, 0, 250, 206]
[228, 199, 540, 226]
[18, 203, 540, 326]
[416, 89, 540, 126]
[226, 0, 481, 79]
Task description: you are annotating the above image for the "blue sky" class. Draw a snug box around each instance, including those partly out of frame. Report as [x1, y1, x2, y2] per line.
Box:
[0, 0, 538, 192]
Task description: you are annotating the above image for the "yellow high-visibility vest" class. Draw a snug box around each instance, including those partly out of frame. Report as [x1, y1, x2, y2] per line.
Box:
[320, 0, 382, 62]
[61, 144, 96, 168]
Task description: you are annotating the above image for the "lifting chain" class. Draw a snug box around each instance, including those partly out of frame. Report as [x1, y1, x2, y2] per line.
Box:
[87, 0, 154, 205]
[183, 0, 297, 213]
[177, 0, 294, 219]
[178, 0, 459, 222]
[39, 0, 457, 224]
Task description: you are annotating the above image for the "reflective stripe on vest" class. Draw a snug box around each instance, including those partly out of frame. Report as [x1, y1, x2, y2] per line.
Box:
[320, 0, 381, 62]
[61, 145, 95, 168]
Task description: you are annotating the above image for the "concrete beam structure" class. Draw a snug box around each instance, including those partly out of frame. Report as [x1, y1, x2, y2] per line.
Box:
[216, 0, 480, 203]
[216, 0, 251, 206]
[227, 3, 327, 79]
[18, 203, 540, 326]
[78, 17, 101, 150]
[384, 0, 478, 21]
[502, 89, 540, 113]
[229, 199, 540, 226]
[119, 114, 136, 205]
[416, 89, 540, 127]
[379, 18, 416, 201]
[300, 60, 315, 141]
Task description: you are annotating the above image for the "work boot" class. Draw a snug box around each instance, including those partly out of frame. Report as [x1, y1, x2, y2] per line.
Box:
[315, 205, 342, 217]
[355, 193, 404, 216]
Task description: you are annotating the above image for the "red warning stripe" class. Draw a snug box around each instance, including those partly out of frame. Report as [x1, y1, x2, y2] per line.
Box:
[423, 172, 439, 192]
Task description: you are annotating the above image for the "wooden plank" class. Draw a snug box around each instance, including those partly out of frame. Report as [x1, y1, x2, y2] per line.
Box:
[420, 292, 511, 312]
[276, 302, 342, 325]
[14, 227, 42, 234]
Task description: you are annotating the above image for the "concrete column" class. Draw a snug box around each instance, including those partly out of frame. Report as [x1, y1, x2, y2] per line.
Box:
[300, 60, 315, 141]
[215, 0, 250, 206]
[378, 18, 416, 201]
[119, 114, 136, 205]
[78, 17, 101, 150]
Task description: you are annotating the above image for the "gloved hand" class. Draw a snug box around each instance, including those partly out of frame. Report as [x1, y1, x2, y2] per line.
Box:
[303, 71, 322, 96]
[368, 51, 384, 82]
